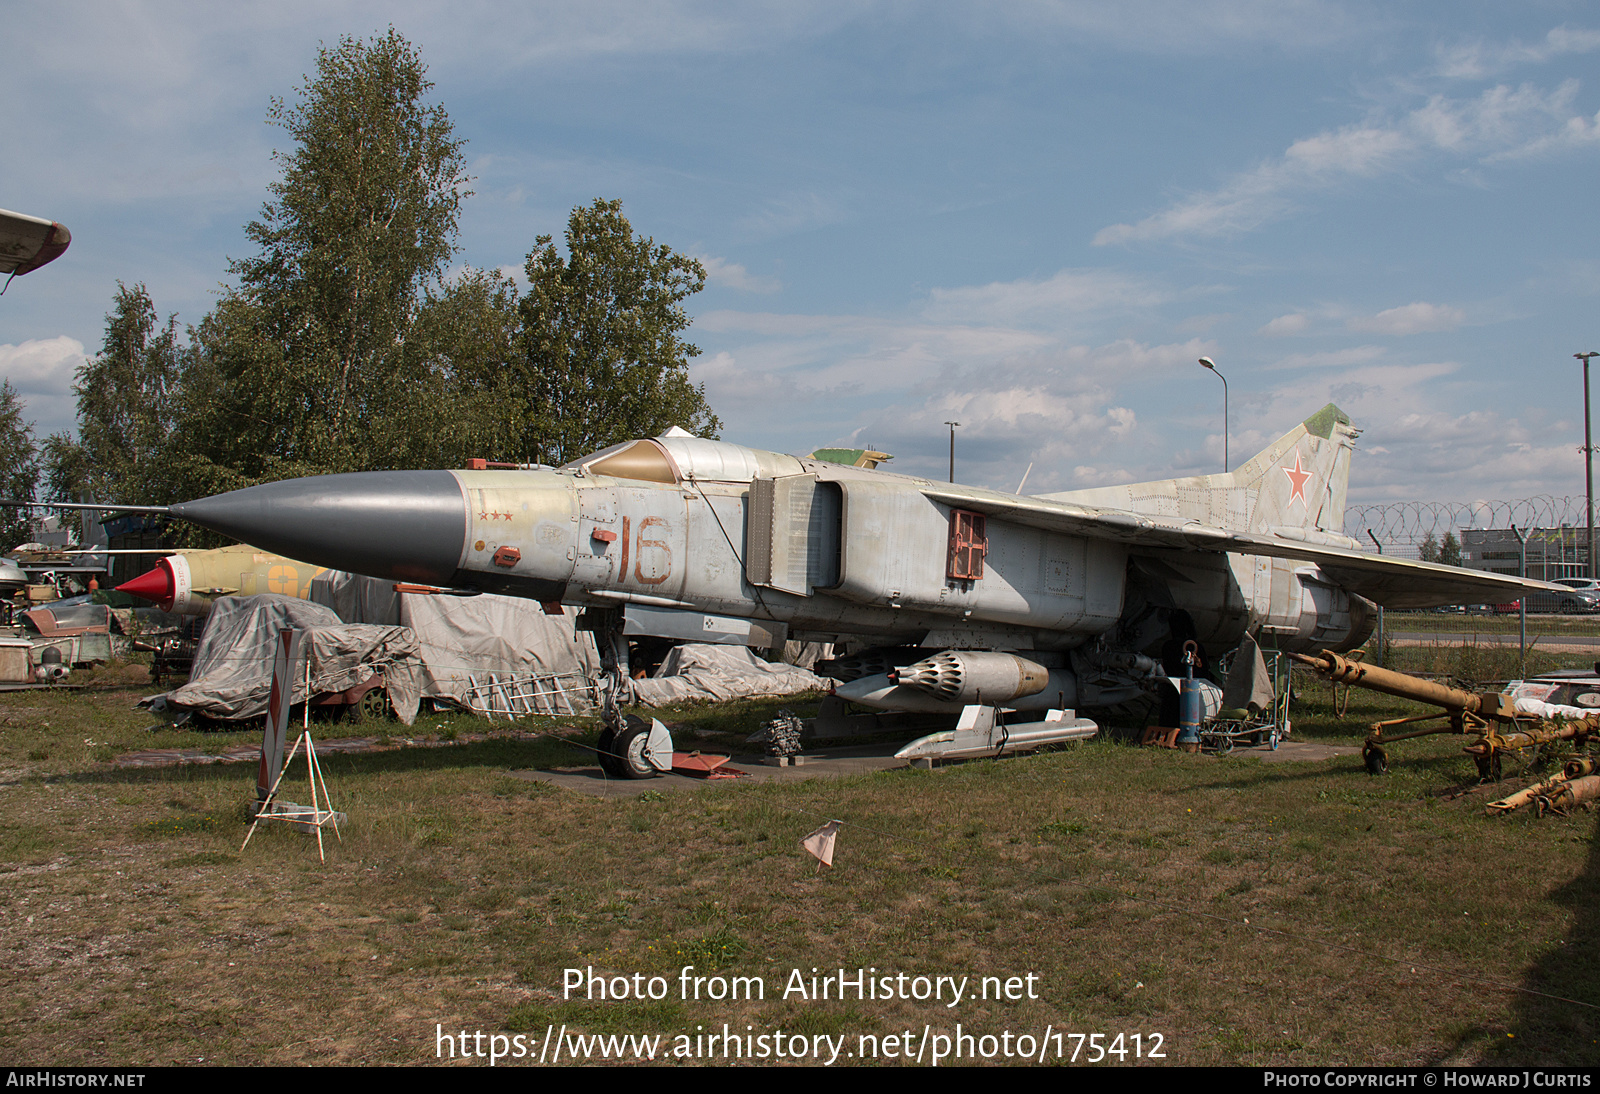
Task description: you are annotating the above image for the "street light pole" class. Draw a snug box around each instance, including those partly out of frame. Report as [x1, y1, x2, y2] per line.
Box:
[944, 421, 960, 483]
[1579, 352, 1599, 581]
[1199, 357, 1228, 472]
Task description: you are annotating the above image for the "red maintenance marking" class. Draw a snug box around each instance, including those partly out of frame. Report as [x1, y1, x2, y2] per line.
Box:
[493, 545, 521, 567]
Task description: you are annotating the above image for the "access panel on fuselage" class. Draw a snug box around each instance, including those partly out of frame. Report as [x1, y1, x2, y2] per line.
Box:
[827, 479, 1124, 635]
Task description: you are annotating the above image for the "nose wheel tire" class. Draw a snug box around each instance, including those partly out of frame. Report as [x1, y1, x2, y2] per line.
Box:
[599, 716, 667, 779]
[596, 725, 623, 777]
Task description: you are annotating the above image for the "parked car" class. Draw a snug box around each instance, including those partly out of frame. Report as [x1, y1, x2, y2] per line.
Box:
[1552, 578, 1600, 594]
[1492, 589, 1600, 613]
[1524, 588, 1600, 613]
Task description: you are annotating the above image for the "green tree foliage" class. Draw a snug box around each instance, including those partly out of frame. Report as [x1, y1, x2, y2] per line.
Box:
[1418, 531, 1440, 564]
[152, 34, 720, 501]
[0, 382, 39, 549]
[1440, 530, 1462, 568]
[49, 283, 182, 506]
[519, 199, 720, 466]
[175, 28, 470, 491]
[400, 267, 526, 469]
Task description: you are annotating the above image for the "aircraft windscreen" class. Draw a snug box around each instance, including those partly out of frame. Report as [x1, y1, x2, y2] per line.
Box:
[565, 439, 680, 484]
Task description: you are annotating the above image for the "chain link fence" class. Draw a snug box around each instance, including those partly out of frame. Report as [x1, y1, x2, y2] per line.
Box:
[1342, 495, 1600, 677]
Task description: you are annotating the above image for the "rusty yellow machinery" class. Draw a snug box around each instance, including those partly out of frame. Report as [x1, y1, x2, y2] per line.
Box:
[1290, 650, 1596, 779]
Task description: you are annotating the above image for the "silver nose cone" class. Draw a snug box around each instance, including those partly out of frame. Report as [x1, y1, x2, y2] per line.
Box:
[170, 470, 468, 585]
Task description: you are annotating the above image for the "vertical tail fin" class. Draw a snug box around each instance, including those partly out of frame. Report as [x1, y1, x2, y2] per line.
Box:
[1232, 403, 1358, 535]
[1039, 403, 1359, 537]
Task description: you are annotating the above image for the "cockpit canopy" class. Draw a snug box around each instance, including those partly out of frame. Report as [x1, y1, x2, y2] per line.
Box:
[563, 439, 680, 484]
[563, 429, 792, 485]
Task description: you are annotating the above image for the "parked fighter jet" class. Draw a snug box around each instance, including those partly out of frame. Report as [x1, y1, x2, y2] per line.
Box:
[115, 544, 329, 615]
[133, 402, 1559, 772]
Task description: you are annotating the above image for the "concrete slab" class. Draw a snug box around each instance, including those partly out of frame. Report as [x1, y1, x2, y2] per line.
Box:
[507, 745, 911, 797]
[1224, 738, 1361, 763]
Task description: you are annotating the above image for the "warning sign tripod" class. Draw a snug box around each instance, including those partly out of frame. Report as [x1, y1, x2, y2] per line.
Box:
[241, 730, 342, 862]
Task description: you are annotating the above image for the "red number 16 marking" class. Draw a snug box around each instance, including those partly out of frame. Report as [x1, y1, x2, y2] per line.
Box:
[618, 516, 672, 586]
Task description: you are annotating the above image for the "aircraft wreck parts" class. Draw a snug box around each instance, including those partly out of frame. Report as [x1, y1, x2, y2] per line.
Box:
[1176, 640, 1203, 750]
[1291, 649, 1596, 780]
[749, 708, 804, 757]
[1486, 772, 1600, 817]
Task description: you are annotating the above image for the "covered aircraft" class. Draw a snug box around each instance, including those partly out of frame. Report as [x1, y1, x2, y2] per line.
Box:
[133, 403, 1560, 771]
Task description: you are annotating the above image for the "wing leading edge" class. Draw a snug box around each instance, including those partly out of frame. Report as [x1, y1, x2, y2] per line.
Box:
[918, 484, 1563, 611]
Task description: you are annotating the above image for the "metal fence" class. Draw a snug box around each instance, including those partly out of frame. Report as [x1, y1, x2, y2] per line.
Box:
[1344, 495, 1600, 672]
[1343, 496, 1590, 563]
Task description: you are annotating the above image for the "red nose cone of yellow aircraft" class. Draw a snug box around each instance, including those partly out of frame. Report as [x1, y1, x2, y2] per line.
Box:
[116, 560, 176, 612]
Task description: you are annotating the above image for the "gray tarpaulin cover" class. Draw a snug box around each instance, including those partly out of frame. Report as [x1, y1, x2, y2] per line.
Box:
[163, 595, 424, 723]
[630, 643, 824, 706]
[1221, 631, 1276, 714]
[310, 571, 601, 714]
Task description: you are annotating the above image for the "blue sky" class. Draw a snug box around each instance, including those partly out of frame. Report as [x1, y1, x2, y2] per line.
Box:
[3, 2, 1598, 512]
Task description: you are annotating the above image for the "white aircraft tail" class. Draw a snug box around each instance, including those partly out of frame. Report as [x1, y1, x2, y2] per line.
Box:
[1040, 403, 1359, 538]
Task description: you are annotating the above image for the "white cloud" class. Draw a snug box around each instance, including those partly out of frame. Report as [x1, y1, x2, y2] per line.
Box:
[0, 336, 86, 439]
[737, 191, 850, 239]
[1265, 345, 1386, 370]
[839, 378, 1146, 493]
[1095, 80, 1600, 245]
[1436, 26, 1600, 80]
[0, 337, 84, 397]
[696, 254, 781, 294]
[1347, 302, 1465, 335]
[1345, 408, 1583, 502]
[1259, 312, 1310, 336]
[923, 269, 1171, 325]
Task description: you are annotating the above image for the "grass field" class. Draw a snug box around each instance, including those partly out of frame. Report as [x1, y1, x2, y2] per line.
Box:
[1, 652, 1598, 1067]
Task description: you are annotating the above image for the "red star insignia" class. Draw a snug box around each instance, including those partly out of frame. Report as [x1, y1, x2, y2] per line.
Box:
[1283, 450, 1312, 506]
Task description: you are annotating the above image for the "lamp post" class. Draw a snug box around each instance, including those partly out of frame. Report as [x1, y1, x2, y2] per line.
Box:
[944, 421, 960, 483]
[1579, 352, 1599, 581]
[1199, 356, 1228, 473]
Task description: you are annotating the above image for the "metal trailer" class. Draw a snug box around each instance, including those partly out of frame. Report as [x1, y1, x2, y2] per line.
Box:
[1198, 648, 1291, 755]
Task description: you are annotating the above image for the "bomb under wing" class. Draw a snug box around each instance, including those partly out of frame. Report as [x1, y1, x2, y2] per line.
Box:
[160, 408, 1566, 759]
